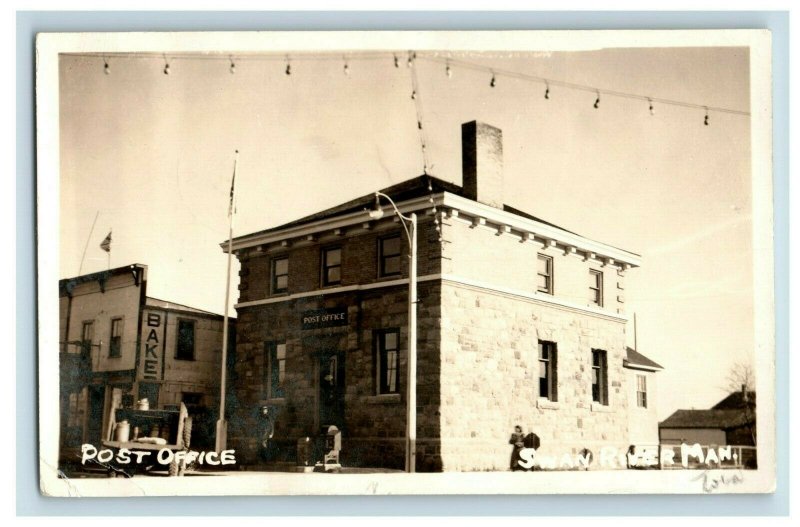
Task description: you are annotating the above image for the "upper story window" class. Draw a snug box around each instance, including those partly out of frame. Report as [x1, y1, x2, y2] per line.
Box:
[591, 349, 608, 405]
[176, 319, 195, 361]
[379, 235, 402, 277]
[266, 342, 287, 399]
[538, 340, 558, 401]
[589, 269, 604, 307]
[271, 256, 289, 294]
[537, 254, 553, 294]
[79, 321, 94, 355]
[109, 318, 123, 358]
[322, 247, 342, 286]
[375, 329, 400, 395]
[636, 374, 648, 408]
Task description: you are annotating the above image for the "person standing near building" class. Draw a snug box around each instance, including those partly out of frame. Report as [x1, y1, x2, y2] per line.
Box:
[509, 425, 525, 471]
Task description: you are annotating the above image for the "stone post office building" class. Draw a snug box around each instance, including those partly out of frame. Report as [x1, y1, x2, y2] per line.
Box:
[226, 121, 661, 471]
[58, 264, 235, 464]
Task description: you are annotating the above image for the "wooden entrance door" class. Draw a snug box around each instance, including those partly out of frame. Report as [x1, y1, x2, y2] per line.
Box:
[318, 351, 345, 430]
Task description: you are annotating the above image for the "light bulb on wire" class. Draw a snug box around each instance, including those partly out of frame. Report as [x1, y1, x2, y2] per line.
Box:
[343, 57, 350, 76]
[285, 57, 291, 76]
[394, 55, 399, 68]
[648, 98, 654, 116]
[704, 108, 710, 126]
[229, 56, 236, 74]
[544, 83, 550, 100]
[103, 58, 110, 75]
[490, 73, 496, 88]
[163, 55, 170, 75]
[446, 61, 452, 78]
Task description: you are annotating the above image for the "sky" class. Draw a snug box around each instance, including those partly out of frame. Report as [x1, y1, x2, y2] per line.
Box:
[59, 42, 755, 420]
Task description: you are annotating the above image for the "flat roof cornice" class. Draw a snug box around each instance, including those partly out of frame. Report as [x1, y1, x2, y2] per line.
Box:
[441, 193, 641, 267]
[224, 191, 641, 268]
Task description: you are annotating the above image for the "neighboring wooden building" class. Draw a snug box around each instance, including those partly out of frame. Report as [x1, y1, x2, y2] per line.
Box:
[58, 264, 235, 465]
[659, 389, 756, 448]
[225, 121, 661, 471]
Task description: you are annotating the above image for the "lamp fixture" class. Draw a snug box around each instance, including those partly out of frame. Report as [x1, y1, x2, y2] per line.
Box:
[368, 194, 384, 220]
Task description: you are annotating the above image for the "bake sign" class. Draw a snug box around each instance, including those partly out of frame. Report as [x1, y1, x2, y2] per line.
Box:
[301, 308, 348, 330]
[141, 312, 164, 381]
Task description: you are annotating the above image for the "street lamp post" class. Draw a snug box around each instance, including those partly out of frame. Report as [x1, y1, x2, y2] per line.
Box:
[369, 191, 417, 473]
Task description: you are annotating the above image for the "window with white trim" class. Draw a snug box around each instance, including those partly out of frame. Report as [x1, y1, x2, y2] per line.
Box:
[266, 342, 287, 399]
[537, 254, 553, 294]
[589, 269, 604, 307]
[591, 349, 608, 405]
[636, 374, 648, 408]
[538, 340, 558, 401]
[375, 329, 400, 395]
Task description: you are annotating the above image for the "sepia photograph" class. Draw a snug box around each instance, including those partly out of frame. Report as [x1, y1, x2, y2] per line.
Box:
[36, 29, 775, 496]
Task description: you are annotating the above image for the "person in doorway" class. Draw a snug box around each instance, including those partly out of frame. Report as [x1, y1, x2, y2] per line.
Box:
[258, 405, 278, 462]
[509, 425, 525, 471]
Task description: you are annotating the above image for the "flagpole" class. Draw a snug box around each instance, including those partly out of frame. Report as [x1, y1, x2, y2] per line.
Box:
[78, 211, 99, 275]
[216, 149, 238, 454]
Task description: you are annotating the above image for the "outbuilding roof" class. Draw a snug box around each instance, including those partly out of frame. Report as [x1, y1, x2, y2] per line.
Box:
[713, 390, 756, 410]
[659, 409, 751, 430]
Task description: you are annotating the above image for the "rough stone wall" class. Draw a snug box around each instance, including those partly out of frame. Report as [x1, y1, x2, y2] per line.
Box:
[228, 281, 442, 469]
[438, 281, 631, 471]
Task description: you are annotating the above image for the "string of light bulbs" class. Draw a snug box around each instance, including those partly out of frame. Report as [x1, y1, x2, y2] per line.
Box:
[407, 52, 443, 244]
[71, 50, 750, 125]
[422, 55, 748, 123]
[408, 51, 431, 176]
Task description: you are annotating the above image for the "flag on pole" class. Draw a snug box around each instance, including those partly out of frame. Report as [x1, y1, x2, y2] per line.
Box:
[100, 231, 112, 253]
[228, 151, 239, 217]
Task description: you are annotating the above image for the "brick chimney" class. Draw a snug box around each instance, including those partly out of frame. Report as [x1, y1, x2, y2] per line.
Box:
[461, 120, 504, 208]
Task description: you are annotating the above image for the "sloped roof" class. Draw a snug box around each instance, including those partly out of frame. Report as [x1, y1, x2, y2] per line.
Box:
[713, 391, 756, 410]
[232, 174, 581, 244]
[659, 409, 751, 430]
[145, 297, 230, 318]
[623, 347, 663, 371]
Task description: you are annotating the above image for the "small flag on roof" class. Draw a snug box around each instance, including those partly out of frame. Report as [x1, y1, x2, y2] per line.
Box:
[100, 231, 112, 253]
